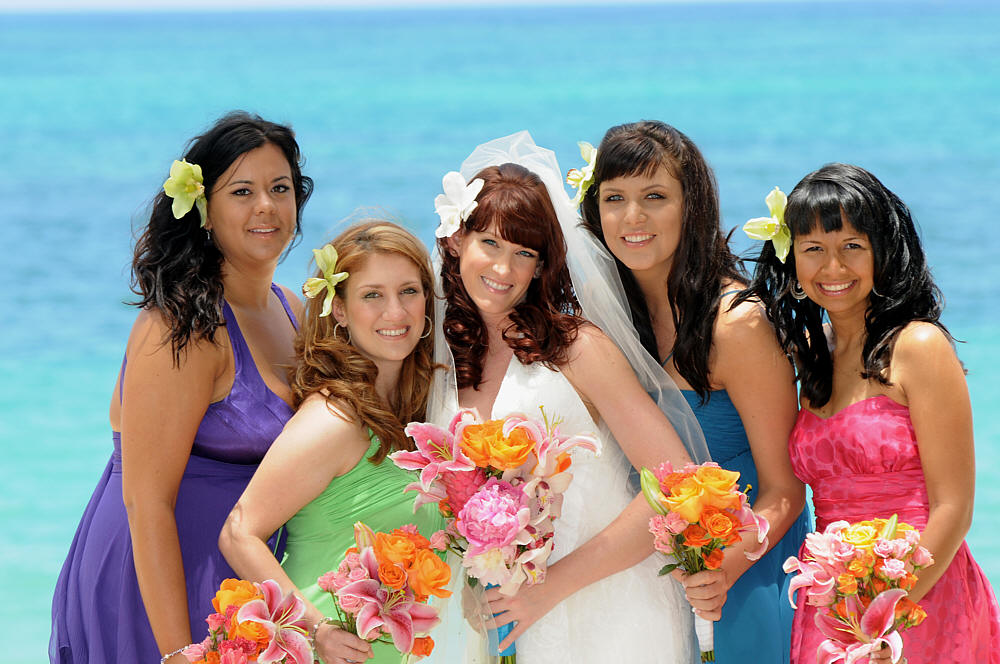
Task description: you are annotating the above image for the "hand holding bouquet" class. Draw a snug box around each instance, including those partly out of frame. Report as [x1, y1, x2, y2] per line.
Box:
[640, 461, 770, 663]
[783, 515, 932, 664]
[182, 578, 312, 664]
[317, 522, 450, 661]
[389, 407, 600, 661]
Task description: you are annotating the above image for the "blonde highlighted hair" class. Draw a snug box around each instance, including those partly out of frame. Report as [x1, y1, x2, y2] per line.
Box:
[291, 220, 436, 464]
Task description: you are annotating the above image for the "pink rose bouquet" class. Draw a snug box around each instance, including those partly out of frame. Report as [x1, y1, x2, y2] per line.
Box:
[783, 514, 933, 663]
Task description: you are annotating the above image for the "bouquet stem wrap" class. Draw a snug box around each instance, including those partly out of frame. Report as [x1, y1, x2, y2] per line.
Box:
[694, 614, 714, 662]
[485, 583, 516, 658]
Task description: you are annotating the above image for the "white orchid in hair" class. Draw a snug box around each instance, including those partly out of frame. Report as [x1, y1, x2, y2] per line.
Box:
[434, 171, 485, 238]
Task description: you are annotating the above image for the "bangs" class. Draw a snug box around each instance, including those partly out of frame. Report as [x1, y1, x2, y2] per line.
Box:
[594, 134, 674, 184]
[465, 177, 553, 255]
[786, 181, 851, 236]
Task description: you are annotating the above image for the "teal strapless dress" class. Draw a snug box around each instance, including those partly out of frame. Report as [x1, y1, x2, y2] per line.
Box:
[681, 389, 812, 663]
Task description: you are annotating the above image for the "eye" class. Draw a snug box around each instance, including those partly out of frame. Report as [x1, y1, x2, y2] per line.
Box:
[517, 249, 537, 259]
[362, 291, 381, 299]
[232, 187, 252, 196]
[845, 241, 865, 250]
[272, 183, 291, 193]
[603, 193, 623, 203]
[482, 238, 499, 247]
[645, 192, 664, 200]
[401, 286, 420, 296]
[802, 245, 822, 253]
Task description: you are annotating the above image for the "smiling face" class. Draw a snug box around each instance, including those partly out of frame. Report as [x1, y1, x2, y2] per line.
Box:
[449, 224, 540, 322]
[205, 142, 297, 270]
[332, 252, 428, 365]
[793, 215, 875, 319]
[597, 164, 685, 276]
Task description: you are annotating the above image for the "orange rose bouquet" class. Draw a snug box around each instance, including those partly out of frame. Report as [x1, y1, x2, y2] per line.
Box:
[181, 578, 312, 664]
[389, 407, 600, 661]
[640, 461, 770, 663]
[782, 514, 932, 663]
[316, 522, 450, 661]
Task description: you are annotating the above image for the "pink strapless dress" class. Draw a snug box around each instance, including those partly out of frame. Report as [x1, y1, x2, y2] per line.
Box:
[788, 395, 1000, 663]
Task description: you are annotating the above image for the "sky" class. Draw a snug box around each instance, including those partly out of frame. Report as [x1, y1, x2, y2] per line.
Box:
[0, 0, 801, 11]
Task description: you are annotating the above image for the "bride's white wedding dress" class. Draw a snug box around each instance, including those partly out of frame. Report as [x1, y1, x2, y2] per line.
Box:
[432, 354, 696, 664]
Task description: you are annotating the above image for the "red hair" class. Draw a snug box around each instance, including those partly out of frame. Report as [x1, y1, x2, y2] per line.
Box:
[437, 163, 582, 390]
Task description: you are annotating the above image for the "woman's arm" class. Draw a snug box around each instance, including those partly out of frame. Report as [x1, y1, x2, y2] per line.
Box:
[709, 298, 806, 588]
[120, 309, 221, 662]
[892, 322, 975, 603]
[219, 394, 374, 663]
[485, 325, 695, 649]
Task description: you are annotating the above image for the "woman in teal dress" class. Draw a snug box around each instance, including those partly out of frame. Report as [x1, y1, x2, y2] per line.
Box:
[576, 121, 812, 661]
[220, 220, 443, 664]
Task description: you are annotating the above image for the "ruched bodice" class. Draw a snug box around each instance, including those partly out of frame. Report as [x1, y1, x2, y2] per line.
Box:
[787, 395, 1000, 663]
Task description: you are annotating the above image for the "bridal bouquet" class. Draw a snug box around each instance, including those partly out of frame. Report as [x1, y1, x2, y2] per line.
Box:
[182, 578, 312, 664]
[317, 522, 449, 661]
[389, 407, 600, 661]
[640, 461, 770, 663]
[783, 515, 932, 663]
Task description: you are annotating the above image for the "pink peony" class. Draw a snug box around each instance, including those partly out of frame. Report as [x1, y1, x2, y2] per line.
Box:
[456, 478, 530, 557]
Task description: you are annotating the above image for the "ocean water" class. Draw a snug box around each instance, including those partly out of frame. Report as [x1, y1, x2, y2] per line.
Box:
[1, 1, 998, 657]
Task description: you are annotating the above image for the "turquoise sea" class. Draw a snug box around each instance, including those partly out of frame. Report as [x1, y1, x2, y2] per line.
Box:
[2, 1, 998, 657]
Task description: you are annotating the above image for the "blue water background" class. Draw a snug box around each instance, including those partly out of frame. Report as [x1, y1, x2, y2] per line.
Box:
[1, 1, 998, 657]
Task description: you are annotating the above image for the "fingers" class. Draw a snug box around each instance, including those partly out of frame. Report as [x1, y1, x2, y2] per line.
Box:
[315, 624, 374, 664]
[678, 569, 727, 621]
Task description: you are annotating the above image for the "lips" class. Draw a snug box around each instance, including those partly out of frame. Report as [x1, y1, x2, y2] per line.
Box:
[622, 232, 655, 246]
[376, 326, 410, 338]
[817, 281, 856, 296]
[481, 276, 512, 292]
[248, 226, 279, 235]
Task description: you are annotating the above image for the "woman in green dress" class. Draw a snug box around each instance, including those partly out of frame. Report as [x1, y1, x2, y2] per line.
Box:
[220, 220, 443, 664]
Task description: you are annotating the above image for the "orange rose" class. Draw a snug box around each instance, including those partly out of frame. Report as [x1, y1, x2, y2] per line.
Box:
[460, 420, 534, 470]
[204, 653, 221, 664]
[374, 532, 417, 569]
[703, 548, 724, 570]
[836, 573, 858, 595]
[701, 507, 737, 541]
[682, 524, 712, 548]
[212, 578, 262, 615]
[412, 636, 435, 657]
[658, 470, 690, 493]
[693, 465, 742, 511]
[664, 477, 709, 523]
[847, 559, 870, 578]
[899, 573, 918, 590]
[895, 598, 927, 627]
[409, 549, 453, 599]
[379, 562, 408, 590]
[871, 577, 889, 593]
[393, 528, 431, 550]
[235, 619, 270, 648]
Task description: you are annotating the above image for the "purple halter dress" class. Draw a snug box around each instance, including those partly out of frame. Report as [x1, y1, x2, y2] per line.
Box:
[50, 285, 297, 663]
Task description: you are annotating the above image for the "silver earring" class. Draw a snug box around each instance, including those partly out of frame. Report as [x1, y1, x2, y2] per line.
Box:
[790, 280, 808, 301]
[204, 228, 212, 243]
[420, 315, 432, 339]
[333, 322, 352, 344]
[871, 285, 884, 298]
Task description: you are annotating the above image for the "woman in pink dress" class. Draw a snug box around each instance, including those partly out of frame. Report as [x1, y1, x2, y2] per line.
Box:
[740, 162, 1000, 663]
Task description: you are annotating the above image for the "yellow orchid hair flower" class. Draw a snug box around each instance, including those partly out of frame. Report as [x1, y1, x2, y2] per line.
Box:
[302, 243, 349, 318]
[162, 159, 208, 228]
[566, 141, 598, 208]
[743, 186, 791, 263]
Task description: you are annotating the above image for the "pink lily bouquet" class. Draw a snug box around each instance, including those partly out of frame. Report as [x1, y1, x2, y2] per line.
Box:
[182, 578, 312, 664]
[389, 407, 600, 661]
[783, 515, 932, 664]
[640, 461, 770, 663]
[316, 522, 448, 661]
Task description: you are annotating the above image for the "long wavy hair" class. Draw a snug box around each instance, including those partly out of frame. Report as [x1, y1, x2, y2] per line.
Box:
[291, 221, 435, 464]
[131, 111, 314, 364]
[580, 120, 742, 401]
[438, 163, 582, 390]
[739, 163, 949, 407]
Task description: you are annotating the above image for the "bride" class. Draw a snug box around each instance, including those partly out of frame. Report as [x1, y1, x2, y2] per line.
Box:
[428, 132, 712, 663]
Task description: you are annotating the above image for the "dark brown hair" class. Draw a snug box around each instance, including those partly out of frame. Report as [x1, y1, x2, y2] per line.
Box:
[291, 220, 435, 464]
[580, 120, 742, 401]
[437, 163, 582, 390]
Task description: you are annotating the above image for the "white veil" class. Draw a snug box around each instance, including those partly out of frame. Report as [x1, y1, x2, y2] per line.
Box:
[428, 130, 708, 463]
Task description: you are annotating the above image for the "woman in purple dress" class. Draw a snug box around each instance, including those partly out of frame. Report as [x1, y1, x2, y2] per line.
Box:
[49, 112, 313, 664]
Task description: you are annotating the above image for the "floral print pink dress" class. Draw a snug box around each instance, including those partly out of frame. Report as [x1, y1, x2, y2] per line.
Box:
[788, 395, 1000, 663]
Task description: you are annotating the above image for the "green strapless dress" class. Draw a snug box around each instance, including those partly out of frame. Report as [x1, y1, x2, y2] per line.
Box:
[281, 432, 444, 663]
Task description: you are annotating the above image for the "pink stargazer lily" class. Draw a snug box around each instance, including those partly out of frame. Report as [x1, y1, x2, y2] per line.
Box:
[337, 547, 440, 653]
[500, 412, 600, 479]
[814, 589, 905, 663]
[391, 411, 477, 491]
[235, 579, 311, 664]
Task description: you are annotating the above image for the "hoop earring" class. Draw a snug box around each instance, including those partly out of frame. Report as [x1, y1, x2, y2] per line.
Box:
[790, 280, 808, 301]
[420, 315, 432, 339]
[333, 322, 352, 344]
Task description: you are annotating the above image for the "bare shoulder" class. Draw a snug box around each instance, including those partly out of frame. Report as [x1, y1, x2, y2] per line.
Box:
[564, 321, 621, 367]
[276, 283, 306, 322]
[715, 293, 773, 346]
[893, 321, 954, 359]
[279, 392, 366, 455]
[126, 306, 225, 371]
